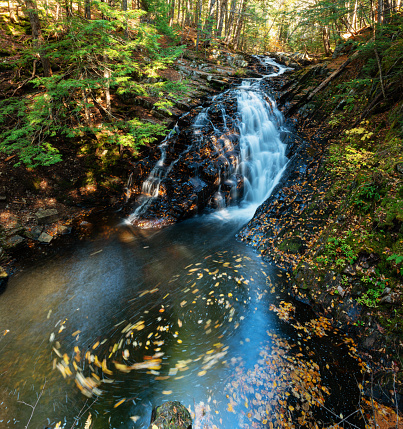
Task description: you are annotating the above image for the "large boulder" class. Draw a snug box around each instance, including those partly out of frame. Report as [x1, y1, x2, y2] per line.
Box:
[148, 401, 192, 429]
[128, 92, 244, 227]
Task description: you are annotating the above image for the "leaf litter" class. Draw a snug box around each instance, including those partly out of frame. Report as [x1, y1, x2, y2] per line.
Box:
[49, 250, 367, 428]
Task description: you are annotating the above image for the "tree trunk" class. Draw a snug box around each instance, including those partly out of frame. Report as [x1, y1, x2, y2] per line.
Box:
[352, 0, 358, 30]
[322, 26, 331, 56]
[169, 0, 175, 26]
[233, 0, 246, 47]
[195, 0, 202, 50]
[225, 0, 236, 43]
[177, 0, 181, 23]
[85, 0, 91, 19]
[216, 0, 226, 37]
[24, 0, 52, 77]
[203, 0, 216, 44]
[65, 0, 72, 17]
[378, 0, 384, 23]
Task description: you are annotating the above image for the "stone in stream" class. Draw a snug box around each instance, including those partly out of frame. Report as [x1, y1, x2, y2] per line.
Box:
[148, 401, 192, 429]
[35, 208, 59, 225]
[0, 266, 8, 294]
[4, 234, 25, 249]
[38, 232, 53, 244]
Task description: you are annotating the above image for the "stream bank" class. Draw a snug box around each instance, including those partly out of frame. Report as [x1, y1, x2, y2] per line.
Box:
[239, 46, 403, 413]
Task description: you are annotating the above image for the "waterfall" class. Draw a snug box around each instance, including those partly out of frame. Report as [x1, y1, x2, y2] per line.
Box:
[235, 87, 287, 206]
[128, 58, 290, 225]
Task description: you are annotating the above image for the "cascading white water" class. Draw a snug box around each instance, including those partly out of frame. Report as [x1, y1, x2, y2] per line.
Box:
[129, 58, 291, 224]
[235, 87, 287, 207]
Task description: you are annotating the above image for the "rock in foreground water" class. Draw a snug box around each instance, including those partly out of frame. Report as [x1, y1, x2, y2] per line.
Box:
[148, 401, 192, 429]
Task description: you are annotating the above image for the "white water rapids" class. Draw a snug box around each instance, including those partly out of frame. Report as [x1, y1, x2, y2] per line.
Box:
[128, 57, 291, 224]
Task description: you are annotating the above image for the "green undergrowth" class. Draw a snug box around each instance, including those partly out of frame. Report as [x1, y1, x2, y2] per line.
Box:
[289, 20, 403, 368]
[0, 4, 187, 168]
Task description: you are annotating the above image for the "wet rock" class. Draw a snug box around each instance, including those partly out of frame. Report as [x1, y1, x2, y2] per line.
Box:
[363, 330, 382, 349]
[4, 235, 25, 249]
[35, 208, 59, 225]
[148, 401, 192, 429]
[0, 266, 8, 294]
[25, 226, 43, 240]
[337, 285, 345, 297]
[225, 53, 248, 68]
[0, 186, 6, 202]
[38, 232, 53, 244]
[58, 224, 72, 235]
[5, 226, 25, 237]
[379, 292, 401, 304]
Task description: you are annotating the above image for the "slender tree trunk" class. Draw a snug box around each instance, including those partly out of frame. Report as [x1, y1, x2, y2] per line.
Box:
[225, 0, 236, 43]
[104, 56, 112, 116]
[378, 0, 384, 23]
[233, 0, 246, 47]
[217, 0, 226, 37]
[85, 0, 91, 19]
[64, 0, 72, 17]
[195, 0, 202, 50]
[203, 0, 216, 44]
[24, 0, 52, 77]
[322, 26, 331, 55]
[169, 0, 175, 26]
[352, 0, 358, 30]
[184, 0, 191, 25]
[383, 0, 390, 22]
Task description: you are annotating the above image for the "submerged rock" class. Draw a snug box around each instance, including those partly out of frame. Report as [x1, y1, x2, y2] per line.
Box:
[148, 401, 192, 429]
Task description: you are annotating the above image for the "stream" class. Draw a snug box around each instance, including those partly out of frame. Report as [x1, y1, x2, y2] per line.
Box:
[0, 58, 365, 429]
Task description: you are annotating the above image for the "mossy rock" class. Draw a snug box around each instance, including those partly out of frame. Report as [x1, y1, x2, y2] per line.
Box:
[278, 237, 304, 254]
[148, 401, 192, 429]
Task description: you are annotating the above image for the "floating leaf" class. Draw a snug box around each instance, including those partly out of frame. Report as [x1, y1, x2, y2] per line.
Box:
[114, 398, 126, 408]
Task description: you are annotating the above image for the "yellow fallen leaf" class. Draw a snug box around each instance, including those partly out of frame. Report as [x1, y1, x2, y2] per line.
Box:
[114, 399, 126, 408]
[162, 390, 172, 395]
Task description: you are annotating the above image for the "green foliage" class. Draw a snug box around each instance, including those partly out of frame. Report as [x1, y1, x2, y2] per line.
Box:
[326, 233, 356, 266]
[387, 254, 403, 275]
[0, 2, 186, 167]
[356, 271, 388, 308]
[353, 182, 383, 213]
[316, 233, 357, 271]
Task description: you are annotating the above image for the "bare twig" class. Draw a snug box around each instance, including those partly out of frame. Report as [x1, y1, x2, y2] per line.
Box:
[312, 398, 362, 429]
[18, 380, 46, 429]
[70, 397, 98, 428]
[370, 372, 378, 429]
[11, 59, 38, 96]
[393, 373, 399, 429]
